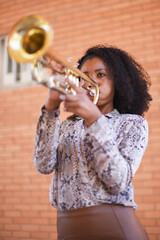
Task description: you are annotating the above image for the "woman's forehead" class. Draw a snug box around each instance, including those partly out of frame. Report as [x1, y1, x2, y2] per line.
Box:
[81, 57, 106, 70]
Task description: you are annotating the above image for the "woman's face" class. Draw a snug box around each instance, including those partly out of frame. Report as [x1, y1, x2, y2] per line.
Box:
[80, 57, 115, 113]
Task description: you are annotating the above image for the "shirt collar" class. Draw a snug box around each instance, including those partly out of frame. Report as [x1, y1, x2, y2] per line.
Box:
[104, 109, 119, 118]
[73, 109, 119, 121]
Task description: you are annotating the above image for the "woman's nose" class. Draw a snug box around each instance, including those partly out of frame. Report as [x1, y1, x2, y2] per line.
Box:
[89, 74, 98, 84]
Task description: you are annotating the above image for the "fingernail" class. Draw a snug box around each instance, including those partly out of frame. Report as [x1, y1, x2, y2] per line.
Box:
[59, 95, 66, 100]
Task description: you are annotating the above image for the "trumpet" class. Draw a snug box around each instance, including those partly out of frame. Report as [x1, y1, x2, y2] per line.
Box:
[7, 15, 99, 104]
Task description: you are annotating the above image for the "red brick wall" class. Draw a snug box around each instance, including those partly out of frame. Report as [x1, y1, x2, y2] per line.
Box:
[0, 0, 160, 239]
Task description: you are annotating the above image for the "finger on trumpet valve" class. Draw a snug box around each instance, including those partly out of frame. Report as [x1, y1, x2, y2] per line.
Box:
[48, 75, 56, 88]
[74, 76, 79, 87]
[72, 75, 79, 87]
[68, 74, 79, 86]
[88, 88, 96, 97]
[70, 89, 76, 96]
[73, 62, 79, 68]
[68, 74, 73, 82]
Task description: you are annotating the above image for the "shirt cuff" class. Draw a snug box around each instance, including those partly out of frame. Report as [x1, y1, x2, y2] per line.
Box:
[41, 105, 60, 119]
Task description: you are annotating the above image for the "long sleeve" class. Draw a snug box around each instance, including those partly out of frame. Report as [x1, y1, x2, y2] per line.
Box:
[33, 106, 61, 174]
[83, 114, 148, 195]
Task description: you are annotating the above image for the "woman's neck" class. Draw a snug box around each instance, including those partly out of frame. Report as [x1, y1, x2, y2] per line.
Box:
[98, 103, 114, 115]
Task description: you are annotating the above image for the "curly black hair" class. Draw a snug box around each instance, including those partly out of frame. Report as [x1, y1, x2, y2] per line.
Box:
[78, 44, 152, 116]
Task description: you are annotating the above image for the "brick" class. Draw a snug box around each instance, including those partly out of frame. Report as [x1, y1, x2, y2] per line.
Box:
[13, 217, 31, 224]
[31, 218, 49, 225]
[39, 224, 55, 232]
[49, 232, 58, 240]
[149, 235, 158, 240]
[21, 224, 39, 232]
[21, 211, 39, 218]
[0, 231, 12, 237]
[4, 224, 20, 231]
[4, 211, 21, 218]
[145, 211, 160, 219]
[134, 188, 154, 196]
[13, 231, 30, 238]
[0, 217, 12, 224]
[31, 232, 49, 239]
[140, 218, 156, 226]
[146, 226, 160, 234]
[138, 203, 155, 211]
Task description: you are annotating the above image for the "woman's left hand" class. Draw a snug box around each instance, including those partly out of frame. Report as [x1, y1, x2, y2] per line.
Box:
[60, 80, 102, 126]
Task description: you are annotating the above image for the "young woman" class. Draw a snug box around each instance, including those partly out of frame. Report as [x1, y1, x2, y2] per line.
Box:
[34, 45, 152, 240]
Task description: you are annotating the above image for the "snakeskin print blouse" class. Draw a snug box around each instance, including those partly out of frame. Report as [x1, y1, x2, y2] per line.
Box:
[34, 107, 148, 211]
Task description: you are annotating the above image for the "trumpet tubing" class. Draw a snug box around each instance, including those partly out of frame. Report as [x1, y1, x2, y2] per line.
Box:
[7, 15, 99, 104]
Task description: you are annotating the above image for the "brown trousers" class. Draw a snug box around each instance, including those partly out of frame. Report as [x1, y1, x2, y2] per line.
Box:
[57, 204, 149, 240]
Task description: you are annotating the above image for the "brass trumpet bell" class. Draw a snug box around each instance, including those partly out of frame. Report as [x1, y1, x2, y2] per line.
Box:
[8, 15, 53, 63]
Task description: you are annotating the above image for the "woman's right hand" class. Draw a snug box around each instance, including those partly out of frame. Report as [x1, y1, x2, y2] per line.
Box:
[44, 88, 63, 111]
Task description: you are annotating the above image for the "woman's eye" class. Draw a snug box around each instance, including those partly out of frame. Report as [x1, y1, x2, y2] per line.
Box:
[98, 73, 105, 77]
